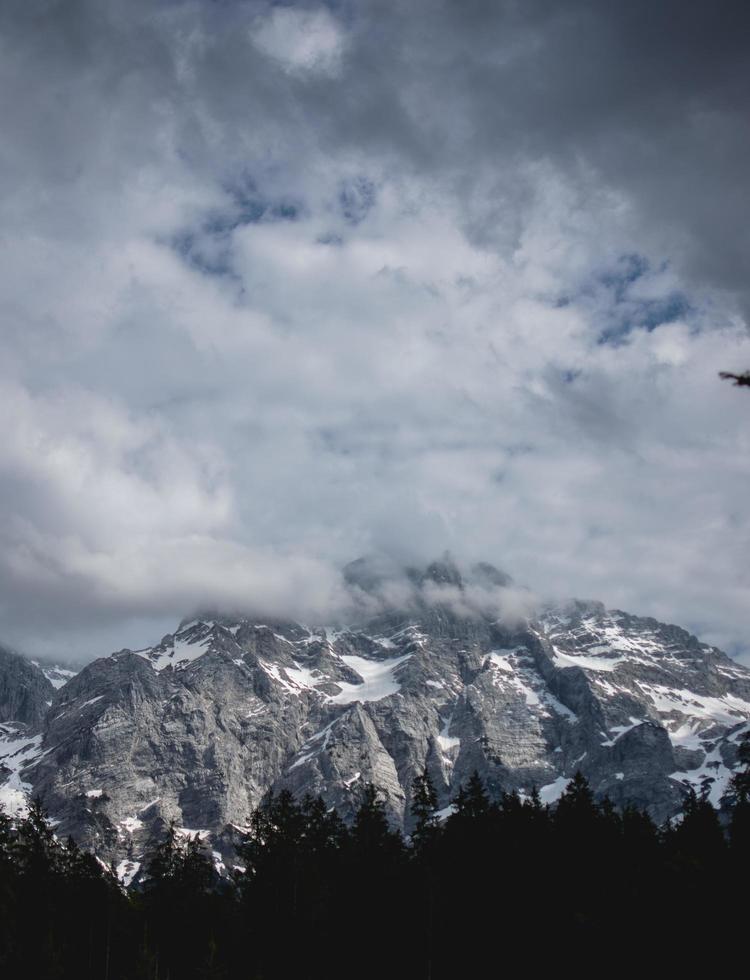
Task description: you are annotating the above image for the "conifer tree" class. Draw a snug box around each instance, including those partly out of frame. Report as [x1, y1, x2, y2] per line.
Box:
[351, 783, 403, 859]
[411, 770, 440, 852]
[621, 804, 658, 853]
[522, 785, 547, 827]
[16, 797, 60, 878]
[672, 782, 726, 867]
[0, 805, 17, 971]
[0, 767, 747, 977]
[728, 732, 750, 861]
[554, 771, 596, 823]
[452, 770, 491, 822]
[301, 793, 346, 854]
[409, 771, 441, 980]
[145, 820, 182, 886]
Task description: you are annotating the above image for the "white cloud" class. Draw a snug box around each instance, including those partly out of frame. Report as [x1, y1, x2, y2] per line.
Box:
[251, 7, 345, 76]
[0, 0, 748, 662]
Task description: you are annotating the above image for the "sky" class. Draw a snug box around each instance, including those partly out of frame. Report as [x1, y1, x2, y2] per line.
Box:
[1, 0, 749, 663]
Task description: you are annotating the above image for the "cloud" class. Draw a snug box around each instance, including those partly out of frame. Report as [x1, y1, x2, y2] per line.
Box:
[0, 380, 348, 625]
[418, 582, 540, 627]
[251, 6, 346, 77]
[0, 0, 748, 661]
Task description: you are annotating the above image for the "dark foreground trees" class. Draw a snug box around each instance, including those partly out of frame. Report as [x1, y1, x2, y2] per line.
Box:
[2, 744, 750, 978]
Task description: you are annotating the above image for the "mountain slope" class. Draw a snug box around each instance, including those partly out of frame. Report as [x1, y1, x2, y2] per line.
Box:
[0, 646, 56, 814]
[3, 561, 750, 881]
[0, 645, 55, 728]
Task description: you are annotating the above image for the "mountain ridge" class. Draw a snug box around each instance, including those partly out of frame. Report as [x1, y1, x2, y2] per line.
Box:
[1, 559, 749, 887]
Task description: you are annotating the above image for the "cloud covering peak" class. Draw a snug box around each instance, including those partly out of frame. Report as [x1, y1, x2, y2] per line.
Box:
[0, 0, 749, 662]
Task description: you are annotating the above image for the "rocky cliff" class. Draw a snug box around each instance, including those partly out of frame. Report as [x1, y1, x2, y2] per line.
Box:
[1, 559, 749, 886]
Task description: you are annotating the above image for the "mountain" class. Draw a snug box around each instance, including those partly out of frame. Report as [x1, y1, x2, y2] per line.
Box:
[0, 646, 56, 814]
[1, 558, 749, 886]
[32, 660, 80, 691]
[0, 645, 55, 728]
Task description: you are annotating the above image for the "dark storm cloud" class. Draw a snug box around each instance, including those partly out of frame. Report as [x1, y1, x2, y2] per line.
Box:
[3, 0, 748, 296]
[0, 0, 748, 660]
[334, 0, 750, 305]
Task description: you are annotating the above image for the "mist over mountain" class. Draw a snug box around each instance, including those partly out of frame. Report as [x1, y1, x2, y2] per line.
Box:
[1, 1, 750, 673]
[1, 557, 748, 891]
[1, 6, 748, 975]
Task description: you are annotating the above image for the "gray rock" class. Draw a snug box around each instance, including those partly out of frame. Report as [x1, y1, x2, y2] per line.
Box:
[2, 564, 750, 882]
[0, 645, 55, 728]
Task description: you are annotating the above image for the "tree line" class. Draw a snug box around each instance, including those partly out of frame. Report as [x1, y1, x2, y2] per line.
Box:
[2, 734, 749, 978]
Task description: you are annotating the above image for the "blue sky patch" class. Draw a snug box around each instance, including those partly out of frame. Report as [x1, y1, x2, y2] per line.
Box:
[170, 181, 302, 278]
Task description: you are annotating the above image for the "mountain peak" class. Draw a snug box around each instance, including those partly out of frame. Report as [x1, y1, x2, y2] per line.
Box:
[344, 554, 513, 603]
[5, 572, 750, 887]
[409, 552, 463, 589]
[468, 562, 514, 589]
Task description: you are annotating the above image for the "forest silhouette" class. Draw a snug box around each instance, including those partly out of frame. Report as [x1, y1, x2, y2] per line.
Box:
[2, 737, 749, 978]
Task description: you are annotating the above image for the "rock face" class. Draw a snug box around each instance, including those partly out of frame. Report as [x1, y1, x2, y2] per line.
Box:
[0, 646, 55, 815]
[2, 560, 750, 883]
[0, 646, 54, 728]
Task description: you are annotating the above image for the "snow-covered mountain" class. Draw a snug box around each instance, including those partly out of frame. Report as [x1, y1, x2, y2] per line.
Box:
[1, 558, 749, 886]
[32, 661, 79, 690]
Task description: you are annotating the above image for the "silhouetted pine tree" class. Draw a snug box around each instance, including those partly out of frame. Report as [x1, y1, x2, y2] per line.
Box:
[144, 819, 182, 885]
[728, 731, 750, 862]
[143, 822, 221, 980]
[550, 772, 621, 944]
[671, 782, 726, 866]
[410, 769, 440, 853]
[349, 783, 404, 861]
[409, 771, 442, 980]
[335, 785, 406, 977]
[553, 771, 598, 830]
[452, 770, 492, 822]
[0, 806, 17, 972]
[3, 767, 750, 978]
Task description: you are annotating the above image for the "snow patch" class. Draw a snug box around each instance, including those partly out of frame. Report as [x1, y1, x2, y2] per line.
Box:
[486, 650, 517, 673]
[119, 815, 144, 834]
[551, 646, 624, 672]
[437, 713, 460, 758]
[79, 695, 105, 711]
[0, 728, 44, 816]
[436, 804, 457, 821]
[539, 776, 571, 804]
[288, 718, 339, 770]
[35, 663, 78, 689]
[177, 827, 211, 841]
[670, 744, 734, 808]
[486, 652, 577, 722]
[136, 633, 212, 671]
[373, 637, 397, 650]
[639, 684, 750, 729]
[330, 654, 412, 704]
[600, 717, 645, 747]
[116, 860, 140, 888]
